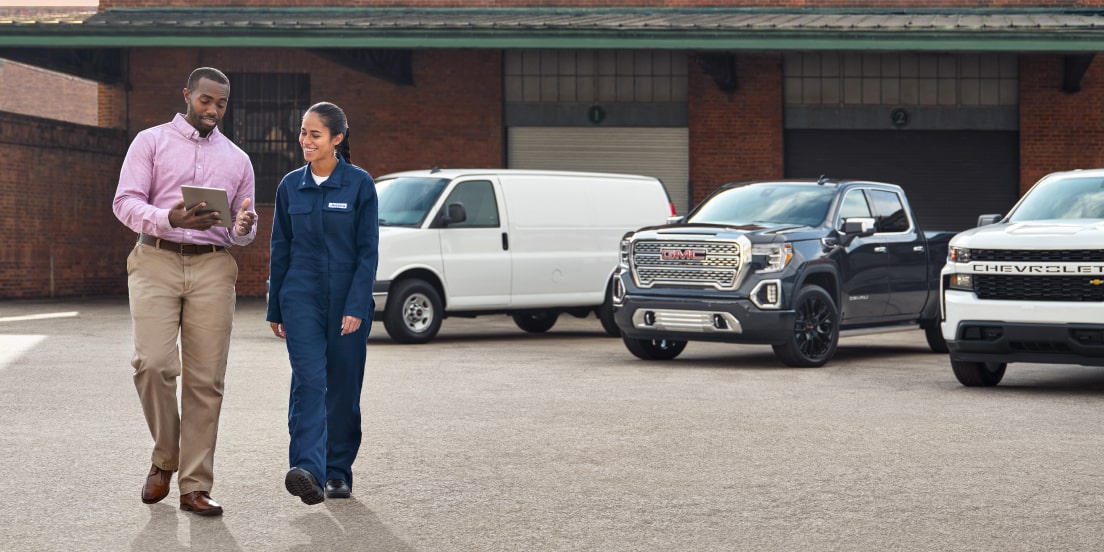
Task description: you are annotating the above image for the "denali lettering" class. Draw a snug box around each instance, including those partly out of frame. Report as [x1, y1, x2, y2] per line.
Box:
[660, 248, 707, 261]
[971, 264, 1104, 274]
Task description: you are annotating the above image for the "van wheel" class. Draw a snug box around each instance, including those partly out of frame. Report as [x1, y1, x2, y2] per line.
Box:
[512, 311, 558, 333]
[772, 285, 838, 367]
[622, 336, 687, 360]
[596, 285, 621, 337]
[923, 319, 949, 353]
[951, 360, 1006, 387]
[384, 279, 443, 344]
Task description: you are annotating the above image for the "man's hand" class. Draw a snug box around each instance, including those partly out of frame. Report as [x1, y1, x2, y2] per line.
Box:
[234, 197, 257, 237]
[168, 199, 223, 230]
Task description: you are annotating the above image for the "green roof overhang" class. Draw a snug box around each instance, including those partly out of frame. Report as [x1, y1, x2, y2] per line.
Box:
[3, 7, 1104, 52]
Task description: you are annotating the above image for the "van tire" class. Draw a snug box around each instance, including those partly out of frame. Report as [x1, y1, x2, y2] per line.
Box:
[771, 285, 838, 367]
[622, 336, 687, 360]
[597, 285, 621, 337]
[384, 279, 443, 344]
[512, 311, 558, 333]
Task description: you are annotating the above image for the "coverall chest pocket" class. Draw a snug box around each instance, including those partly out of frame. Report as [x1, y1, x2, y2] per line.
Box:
[288, 203, 314, 236]
[322, 201, 355, 235]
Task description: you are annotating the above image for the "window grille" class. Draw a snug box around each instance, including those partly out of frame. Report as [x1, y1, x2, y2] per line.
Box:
[223, 73, 311, 204]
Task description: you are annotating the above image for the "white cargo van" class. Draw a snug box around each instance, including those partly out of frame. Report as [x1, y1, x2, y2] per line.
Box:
[372, 168, 675, 343]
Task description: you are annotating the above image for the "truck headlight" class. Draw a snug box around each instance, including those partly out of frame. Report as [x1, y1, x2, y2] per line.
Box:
[751, 243, 793, 273]
[620, 238, 632, 268]
[949, 247, 972, 263]
[948, 273, 974, 290]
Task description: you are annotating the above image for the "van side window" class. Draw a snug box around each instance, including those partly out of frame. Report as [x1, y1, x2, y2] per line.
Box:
[442, 180, 500, 228]
[868, 189, 910, 233]
[837, 189, 872, 226]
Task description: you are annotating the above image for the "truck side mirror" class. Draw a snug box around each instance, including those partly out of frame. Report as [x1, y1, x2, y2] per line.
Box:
[842, 217, 877, 237]
[976, 213, 1002, 227]
[440, 202, 467, 226]
[666, 215, 686, 225]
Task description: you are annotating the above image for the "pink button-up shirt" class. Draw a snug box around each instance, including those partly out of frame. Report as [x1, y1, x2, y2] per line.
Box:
[113, 113, 257, 247]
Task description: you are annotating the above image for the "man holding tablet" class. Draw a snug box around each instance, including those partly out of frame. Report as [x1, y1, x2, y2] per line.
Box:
[112, 66, 257, 516]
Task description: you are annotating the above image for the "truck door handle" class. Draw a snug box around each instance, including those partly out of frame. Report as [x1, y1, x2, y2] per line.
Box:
[502, 232, 509, 251]
[874, 246, 887, 253]
[913, 245, 925, 252]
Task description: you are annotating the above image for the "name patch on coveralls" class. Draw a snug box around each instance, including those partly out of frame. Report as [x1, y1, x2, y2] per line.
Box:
[327, 202, 348, 209]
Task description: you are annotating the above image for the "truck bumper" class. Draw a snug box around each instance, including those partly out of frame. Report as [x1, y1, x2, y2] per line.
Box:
[943, 290, 1104, 366]
[614, 294, 796, 344]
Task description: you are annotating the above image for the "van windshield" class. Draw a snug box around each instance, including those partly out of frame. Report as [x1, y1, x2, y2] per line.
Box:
[376, 177, 450, 227]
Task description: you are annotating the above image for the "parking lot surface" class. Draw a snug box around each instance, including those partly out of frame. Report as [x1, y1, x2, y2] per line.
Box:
[2, 297, 1103, 551]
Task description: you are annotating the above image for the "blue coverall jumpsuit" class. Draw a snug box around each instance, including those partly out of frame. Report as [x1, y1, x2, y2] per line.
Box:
[266, 156, 379, 490]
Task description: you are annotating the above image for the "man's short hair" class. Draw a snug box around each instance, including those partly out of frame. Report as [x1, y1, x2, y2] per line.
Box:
[187, 67, 229, 91]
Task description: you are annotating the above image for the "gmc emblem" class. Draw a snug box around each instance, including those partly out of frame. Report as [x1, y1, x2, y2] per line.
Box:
[660, 248, 707, 261]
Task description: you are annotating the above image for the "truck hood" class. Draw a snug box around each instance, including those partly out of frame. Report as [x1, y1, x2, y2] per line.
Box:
[952, 219, 1104, 249]
[631, 222, 822, 242]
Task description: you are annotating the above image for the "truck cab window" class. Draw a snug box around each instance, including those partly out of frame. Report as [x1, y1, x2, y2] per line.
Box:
[837, 189, 872, 225]
[868, 189, 910, 233]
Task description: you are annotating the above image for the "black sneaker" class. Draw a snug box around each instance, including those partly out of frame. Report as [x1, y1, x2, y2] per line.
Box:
[285, 467, 324, 505]
[325, 479, 351, 499]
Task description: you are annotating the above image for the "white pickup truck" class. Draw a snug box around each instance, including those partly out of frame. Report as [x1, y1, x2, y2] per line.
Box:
[941, 169, 1104, 386]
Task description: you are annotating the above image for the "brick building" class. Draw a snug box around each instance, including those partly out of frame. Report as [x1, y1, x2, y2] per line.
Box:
[2, 1, 1104, 298]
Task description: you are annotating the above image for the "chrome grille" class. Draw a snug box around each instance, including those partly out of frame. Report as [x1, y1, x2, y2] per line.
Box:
[972, 249, 1104, 262]
[975, 275, 1104, 302]
[631, 239, 742, 288]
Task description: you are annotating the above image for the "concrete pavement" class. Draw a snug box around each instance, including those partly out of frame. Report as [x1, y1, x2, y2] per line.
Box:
[2, 297, 1104, 551]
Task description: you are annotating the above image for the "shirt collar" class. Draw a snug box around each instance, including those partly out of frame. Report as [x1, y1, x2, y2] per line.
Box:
[171, 113, 223, 143]
[297, 155, 348, 190]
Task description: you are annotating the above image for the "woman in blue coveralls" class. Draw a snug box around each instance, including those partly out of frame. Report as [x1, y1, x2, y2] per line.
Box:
[267, 102, 379, 505]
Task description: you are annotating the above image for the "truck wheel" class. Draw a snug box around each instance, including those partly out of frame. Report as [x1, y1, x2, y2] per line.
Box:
[622, 336, 687, 360]
[951, 360, 1006, 387]
[596, 284, 621, 337]
[512, 311, 558, 333]
[772, 285, 839, 367]
[923, 320, 949, 354]
[383, 279, 443, 344]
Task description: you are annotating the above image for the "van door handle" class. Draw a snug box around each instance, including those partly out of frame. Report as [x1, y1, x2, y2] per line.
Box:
[502, 232, 509, 251]
[874, 246, 887, 253]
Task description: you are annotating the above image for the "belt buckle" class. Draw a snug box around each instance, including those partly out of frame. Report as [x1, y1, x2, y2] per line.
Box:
[178, 242, 191, 255]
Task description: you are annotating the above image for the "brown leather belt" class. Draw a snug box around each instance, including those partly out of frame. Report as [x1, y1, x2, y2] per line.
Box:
[138, 233, 225, 255]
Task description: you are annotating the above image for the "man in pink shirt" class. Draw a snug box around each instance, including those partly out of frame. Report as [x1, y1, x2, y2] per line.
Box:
[113, 66, 257, 516]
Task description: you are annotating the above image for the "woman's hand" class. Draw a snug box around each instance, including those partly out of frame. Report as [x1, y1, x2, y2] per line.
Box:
[340, 316, 362, 336]
[270, 322, 286, 339]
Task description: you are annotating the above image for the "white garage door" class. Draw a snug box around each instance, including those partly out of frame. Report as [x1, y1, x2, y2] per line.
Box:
[507, 127, 690, 214]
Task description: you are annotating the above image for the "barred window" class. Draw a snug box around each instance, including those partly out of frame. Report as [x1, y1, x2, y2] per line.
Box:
[505, 50, 687, 103]
[223, 73, 310, 204]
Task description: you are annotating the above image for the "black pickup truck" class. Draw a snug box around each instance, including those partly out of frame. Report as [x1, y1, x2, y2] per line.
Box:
[612, 177, 953, 367]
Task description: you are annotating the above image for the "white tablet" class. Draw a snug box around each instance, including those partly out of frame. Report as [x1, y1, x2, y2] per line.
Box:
[181, 185, 233, 228]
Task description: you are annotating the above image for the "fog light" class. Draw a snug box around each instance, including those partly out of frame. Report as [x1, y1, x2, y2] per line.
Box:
[750, 280, 782, 309]
[643, 311, 656, 326]
[712, 314, 728, 330]
[949, 274, 973, 290]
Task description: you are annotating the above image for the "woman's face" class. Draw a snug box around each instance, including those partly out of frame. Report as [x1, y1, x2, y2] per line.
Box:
[300, 112, 343, 164]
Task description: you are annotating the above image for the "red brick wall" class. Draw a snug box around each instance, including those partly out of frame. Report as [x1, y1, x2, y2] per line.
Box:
[98, 1, 1104, 8]
[0, 60, 98, 127]
[688, 54, 784, 208]
[123, 47, 503, 297]
[1019, 55, 1104, 195]
[0, 112, 129, 298]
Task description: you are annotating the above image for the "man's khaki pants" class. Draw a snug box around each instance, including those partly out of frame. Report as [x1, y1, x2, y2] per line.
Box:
[127, 243, 238, 496]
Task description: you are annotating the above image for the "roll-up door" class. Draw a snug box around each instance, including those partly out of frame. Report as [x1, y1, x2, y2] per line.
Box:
[784, 129, 1019, 232]
[508, 127, 690, 214]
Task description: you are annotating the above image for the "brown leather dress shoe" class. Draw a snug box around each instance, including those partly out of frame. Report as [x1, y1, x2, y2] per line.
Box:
[141, 464, 172, 504]
[179, 491, 223, 516]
